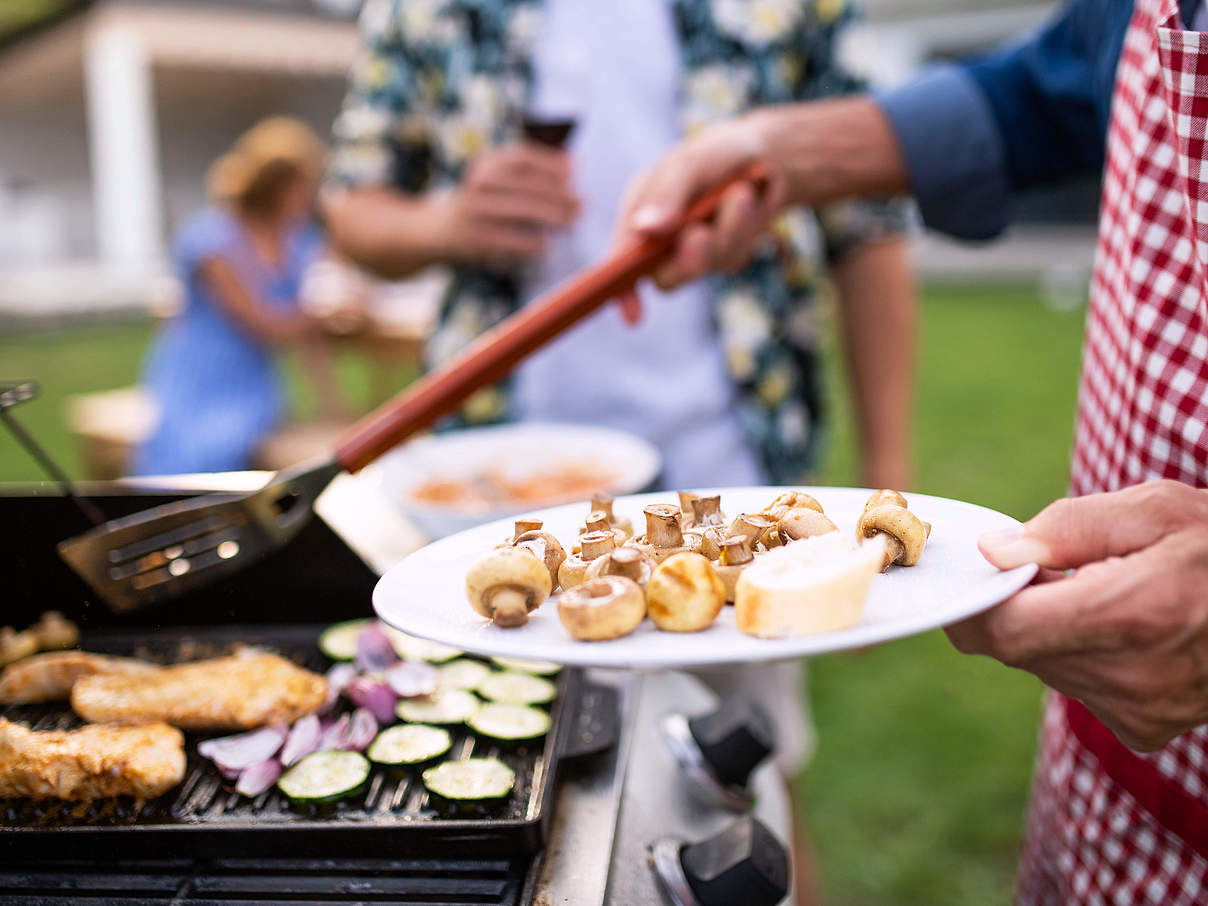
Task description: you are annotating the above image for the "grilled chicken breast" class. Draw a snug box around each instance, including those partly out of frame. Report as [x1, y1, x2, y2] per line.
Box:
[0, 717, 184, 800]
[71, 649, 327, 731]
[0, 651, 156, 704]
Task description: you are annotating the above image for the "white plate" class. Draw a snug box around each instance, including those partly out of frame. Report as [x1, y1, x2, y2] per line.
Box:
[368, 422, 662, 539]
[373, 487, 1038, 670]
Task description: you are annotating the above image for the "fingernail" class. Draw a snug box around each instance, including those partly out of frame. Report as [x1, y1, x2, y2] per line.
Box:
[632, 205, 666, 231]
[979, 526, 1050, 568]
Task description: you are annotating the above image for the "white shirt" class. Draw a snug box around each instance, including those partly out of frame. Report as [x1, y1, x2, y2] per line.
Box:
[513, 0, 764, 491]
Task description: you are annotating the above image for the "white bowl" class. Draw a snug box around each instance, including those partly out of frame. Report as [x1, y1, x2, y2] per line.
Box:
[369, 423, 662, 539]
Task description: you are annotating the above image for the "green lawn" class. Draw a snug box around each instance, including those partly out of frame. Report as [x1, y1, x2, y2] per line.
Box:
[0, 284, 1087, 905]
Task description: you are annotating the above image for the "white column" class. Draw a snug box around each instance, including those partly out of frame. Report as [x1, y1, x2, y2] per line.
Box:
[84, 23, 163, 274]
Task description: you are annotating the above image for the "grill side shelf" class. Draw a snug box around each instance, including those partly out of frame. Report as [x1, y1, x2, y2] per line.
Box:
[0, 625, 590, 859]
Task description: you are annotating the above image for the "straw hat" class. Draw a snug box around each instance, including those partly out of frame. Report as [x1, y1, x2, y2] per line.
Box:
[206, 117, 326, 207]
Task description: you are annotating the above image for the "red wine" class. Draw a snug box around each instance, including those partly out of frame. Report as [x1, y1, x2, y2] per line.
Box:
[522, 117, 576, 149]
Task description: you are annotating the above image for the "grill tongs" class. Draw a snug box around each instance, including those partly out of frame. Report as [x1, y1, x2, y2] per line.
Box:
[59, 166, 767, 611]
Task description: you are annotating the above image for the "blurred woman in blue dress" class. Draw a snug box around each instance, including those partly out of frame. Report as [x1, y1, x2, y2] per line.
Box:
[135, 117, 329, 475]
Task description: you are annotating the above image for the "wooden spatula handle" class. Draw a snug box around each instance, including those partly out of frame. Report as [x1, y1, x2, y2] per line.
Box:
[334, 163, 769, 473]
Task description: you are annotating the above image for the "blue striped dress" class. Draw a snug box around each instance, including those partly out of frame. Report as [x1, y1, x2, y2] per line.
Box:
[133, 208, 322, 475]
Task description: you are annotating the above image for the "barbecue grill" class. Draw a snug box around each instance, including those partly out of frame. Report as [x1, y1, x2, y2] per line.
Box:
[0, 481, 795, 906]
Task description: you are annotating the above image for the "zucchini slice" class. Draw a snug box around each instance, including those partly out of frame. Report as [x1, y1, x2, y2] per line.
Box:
[382, 626, 463, 664]
[396, 688, 480, 725]
[476, 671, 557, 706]
[468, 703, 551, 742]
[318, 619, 373, 661]
[368, 724, 452, 767]
[277, 750, 370, 803]
[423, 757, 515, 807]
[437, 659, 492, 691]
[489, 656, 562, 676]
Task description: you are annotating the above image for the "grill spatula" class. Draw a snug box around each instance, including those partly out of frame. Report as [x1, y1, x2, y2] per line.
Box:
[59, 165, 767, 611]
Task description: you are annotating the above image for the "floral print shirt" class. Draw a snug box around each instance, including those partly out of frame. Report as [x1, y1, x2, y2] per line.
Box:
[328, 0, 910, 483]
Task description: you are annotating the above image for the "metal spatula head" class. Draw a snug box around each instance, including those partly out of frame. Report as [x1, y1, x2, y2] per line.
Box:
[58, 459, 340, 611]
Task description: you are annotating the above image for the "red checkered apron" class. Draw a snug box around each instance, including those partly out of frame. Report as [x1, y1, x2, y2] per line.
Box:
[1018, 0, 1208, 902]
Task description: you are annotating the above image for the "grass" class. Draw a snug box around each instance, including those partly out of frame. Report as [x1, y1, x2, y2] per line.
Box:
[0, 283, 1088, 905]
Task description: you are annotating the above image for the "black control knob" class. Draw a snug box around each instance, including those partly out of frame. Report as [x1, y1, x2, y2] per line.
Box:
[687, 694, 775, 789]
[680, 816, 789, 906]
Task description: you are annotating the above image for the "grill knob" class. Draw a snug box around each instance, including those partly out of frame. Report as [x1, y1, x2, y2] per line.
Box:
[649, 816, 789, 906]
[687, 694, 774, 790]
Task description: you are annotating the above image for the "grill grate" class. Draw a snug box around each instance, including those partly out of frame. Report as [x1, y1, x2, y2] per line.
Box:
[0, 625, 585, 859]
[0, 855, 534, 905]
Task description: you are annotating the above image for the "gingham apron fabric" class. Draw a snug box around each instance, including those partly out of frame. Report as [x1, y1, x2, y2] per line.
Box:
[1018, 0, 1208, 902]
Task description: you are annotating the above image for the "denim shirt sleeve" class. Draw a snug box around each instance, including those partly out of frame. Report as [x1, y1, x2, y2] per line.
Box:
[875, 1, 1111, 241]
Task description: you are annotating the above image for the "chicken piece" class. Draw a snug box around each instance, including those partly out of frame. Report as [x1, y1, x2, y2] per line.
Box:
[0, 651, 157, 704]
[71, 649, 327, 731]
[0, 717, 184, 800]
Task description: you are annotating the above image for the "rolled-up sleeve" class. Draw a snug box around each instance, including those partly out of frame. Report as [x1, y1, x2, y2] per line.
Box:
[877, 65, 1010, 241]
[876, 1, 1110, 241]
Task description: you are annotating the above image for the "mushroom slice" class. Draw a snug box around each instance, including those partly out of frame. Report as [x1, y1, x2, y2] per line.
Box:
[465, 547, 552, 628]
[735, 533, 886, 638]
[557, 576, 647, 641]
[512, 530, 567, 589]
[857, 504, 928, 570]
[778, 508, 839, 543]
[587, 546, 651, 587]
[762, 491, 825, 522]
[558, 530, 616, 590]
[646, 552, 725, 633]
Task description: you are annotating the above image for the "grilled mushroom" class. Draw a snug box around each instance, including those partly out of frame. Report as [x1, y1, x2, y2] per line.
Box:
[466, 547, 552, 627]
[855, 490, 930, 571]
[0, 628, 38, 668]
[628, 504, 700, 563]
[778, 508, 839, 543]
[557, 576, 647, 641]
[587, 546, 652, 587]
[646, 552, 725, 632]
[497, 517, 544, 548]
[588, 495, 633, 540]
[713, 535, 757, 602]
[578, 509, 627, 549]
[559, 531, 617, 590]
[30, 612, 79, 651]
[729, 513, 780, 550]
[677, 491, 700, 523]
[762, 491, 824, 522]
[512, 530, 567, 589]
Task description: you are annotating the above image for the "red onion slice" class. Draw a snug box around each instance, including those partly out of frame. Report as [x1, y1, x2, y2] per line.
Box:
[322, 663, 358, 713]
[343, 707, 378, 751]
[236, 758, 282, 798]
[346, 677, 397, 724]
[385, 661, 439, 698]
[355, 624, 398, 673]
[317, 714, 350, 751]
[198, 726, 287, 772]
[279, 714, 321, 767]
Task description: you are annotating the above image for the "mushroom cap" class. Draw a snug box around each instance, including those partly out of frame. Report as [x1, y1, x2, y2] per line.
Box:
[465, 547, 552, 623]
[763, 491, 824, 520]
[557, 576, 647, 641]
[512, 529, 567, 587]
[864, 489, 908, 512]
[646, 552, 725, 632]
[857, 504, 927, 566]
[588, 546, 651, 585]
[778, 508, 839, 542]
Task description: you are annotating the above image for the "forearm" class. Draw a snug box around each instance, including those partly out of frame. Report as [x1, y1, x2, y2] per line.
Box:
[831, 237, 915, 490]
[748, 97, 910, 209]
[323, 187, 451, 280]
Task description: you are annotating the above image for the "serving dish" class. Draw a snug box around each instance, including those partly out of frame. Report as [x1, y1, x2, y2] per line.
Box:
[368, 422, 661, 539]
[374, 486, 1039, 669]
